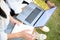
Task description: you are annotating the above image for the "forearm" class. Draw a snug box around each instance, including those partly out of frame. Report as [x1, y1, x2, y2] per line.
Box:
[7, 30, 35, 40]
[7, 33, 22, 39]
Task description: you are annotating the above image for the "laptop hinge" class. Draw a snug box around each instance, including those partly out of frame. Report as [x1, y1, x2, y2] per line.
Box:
[33, 11, 45, 26]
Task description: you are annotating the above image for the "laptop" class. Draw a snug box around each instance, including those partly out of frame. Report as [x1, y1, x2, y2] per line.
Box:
[16, 2, 57, 27]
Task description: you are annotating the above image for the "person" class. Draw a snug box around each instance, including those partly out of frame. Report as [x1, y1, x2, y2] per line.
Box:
[0, 0, 55, 40]
[39, 0, 55, 32]
[0, 0, 35, 40]
[33, 0, 55, 32]
[32, 0, 55, 39]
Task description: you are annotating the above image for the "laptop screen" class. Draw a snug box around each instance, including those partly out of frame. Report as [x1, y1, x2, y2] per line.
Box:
[25, 7, 41, 23]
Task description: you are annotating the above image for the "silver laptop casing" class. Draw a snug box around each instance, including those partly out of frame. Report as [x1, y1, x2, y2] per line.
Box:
[17, 2, 57, 27]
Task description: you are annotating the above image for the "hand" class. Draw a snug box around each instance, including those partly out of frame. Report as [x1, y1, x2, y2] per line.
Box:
[10, 16, 22, 25]
[20, 30, 35, 40]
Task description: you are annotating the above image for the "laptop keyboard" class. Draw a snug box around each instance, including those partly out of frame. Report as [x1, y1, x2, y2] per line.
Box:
[25, 7, 41, 23]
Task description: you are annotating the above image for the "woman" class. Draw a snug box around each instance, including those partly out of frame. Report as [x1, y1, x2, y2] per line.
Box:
[0, 0, 34, 40]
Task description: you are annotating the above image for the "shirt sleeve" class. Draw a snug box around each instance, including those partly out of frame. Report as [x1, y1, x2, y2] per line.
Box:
[6, 0, 23, 14]
[0, 0, 10, 16]
[0, 32, 7, 40]
[0, 17, 8, 40]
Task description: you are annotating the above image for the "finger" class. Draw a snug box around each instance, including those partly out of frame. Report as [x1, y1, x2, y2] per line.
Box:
[25, 33, 35, 40]
[25, 37, 34, 40]
[26, 33, 34, 39]
[28, 37, 35, 40]
[23, 30, 31, 32]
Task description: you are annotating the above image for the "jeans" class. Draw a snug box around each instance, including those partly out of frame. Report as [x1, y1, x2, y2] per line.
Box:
[5, 22, 24, 40]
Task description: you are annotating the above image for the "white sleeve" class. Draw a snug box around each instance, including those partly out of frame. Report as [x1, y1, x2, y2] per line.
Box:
[0, 32, 7, 40]
[0, 0, 10, 40]
[0, 0, 10, 28]
[0, 17, 8, 40]
[0, 0, 10, 16]
[6, 0, 23, 14]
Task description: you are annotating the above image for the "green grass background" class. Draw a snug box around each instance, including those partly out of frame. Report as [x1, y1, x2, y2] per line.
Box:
[36, 0, 60, 40]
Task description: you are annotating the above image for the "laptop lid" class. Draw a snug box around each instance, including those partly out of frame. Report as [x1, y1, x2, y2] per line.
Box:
[34, 7, 57, 27]
[16, 2, 45, 26]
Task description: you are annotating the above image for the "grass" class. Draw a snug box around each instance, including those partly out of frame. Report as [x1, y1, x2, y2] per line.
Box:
[36, 0, 60, 40]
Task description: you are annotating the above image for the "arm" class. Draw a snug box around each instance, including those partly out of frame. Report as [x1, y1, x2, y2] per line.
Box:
[7, 32, 22, 39]
[7, 30, 35, 40]
[45, 0, 55, 8]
